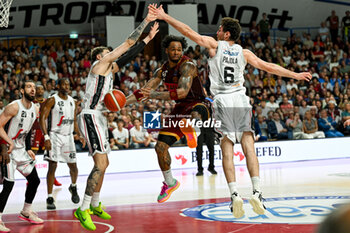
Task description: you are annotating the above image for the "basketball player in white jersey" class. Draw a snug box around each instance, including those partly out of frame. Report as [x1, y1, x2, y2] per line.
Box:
[0, 80, 43, 232]
[150, 5, 312, 218]
[75, 6, 159, 231]
[39, 78, 85, 210]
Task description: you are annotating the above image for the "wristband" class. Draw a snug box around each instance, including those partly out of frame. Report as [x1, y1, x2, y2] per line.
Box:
[44, 134, 50, 141]
[169, 90, 179, 100]
[133, 89, 145, 102]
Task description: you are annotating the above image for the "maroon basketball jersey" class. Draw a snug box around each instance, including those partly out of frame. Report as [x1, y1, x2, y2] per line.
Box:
[160, 55, 206, 103]
[32, 98, 46, 130]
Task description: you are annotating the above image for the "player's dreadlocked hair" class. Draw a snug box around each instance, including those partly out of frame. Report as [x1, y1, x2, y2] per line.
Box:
[221, 17, 241, 41]
[161, 35, 188, 50]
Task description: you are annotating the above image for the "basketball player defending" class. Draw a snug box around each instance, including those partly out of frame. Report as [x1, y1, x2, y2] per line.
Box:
[32, 85, 62, 187]
[74, 7, 159, 231]
[126, 35, 211, 203]
[150, 5, 312, 217]
[0, 80, 43, 232]
[39, 78, 85, 210]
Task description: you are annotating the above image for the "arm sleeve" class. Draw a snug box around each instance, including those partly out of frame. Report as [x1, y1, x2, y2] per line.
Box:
[116, 41, 146, 68]
[25, 129, 32, 151]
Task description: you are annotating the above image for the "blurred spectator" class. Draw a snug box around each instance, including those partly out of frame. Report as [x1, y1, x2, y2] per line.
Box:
[341, 10, 350, 42]
[268, 112, 289, 139]
[327, 100, 341, 123]
[112, 119, 129, 149]
[266, 94, 279, 111]
[107, 112, 117, 131]
[303, 110, 325, 139]
[326, 10, 339, 43]
[341, 102, 350, 134]
[280, 96, 294, 117]
[255, 115, 268, 141]
[258, 13, 270, 42]
[319, 22, 330, 42]
[130, 118, 152, 148]
[288, 112, 312, 139]
[318, 109, 344, 137]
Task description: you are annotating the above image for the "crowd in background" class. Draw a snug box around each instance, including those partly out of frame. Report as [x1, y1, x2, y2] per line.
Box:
[1, 10, 350, 151]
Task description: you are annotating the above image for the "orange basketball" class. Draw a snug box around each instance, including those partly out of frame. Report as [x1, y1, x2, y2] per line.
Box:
[104, 89, 126, 112]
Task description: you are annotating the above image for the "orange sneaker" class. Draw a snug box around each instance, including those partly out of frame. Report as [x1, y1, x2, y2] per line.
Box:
[179, 118, 197, 148]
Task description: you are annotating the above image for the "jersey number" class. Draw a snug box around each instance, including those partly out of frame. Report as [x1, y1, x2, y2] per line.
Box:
[224, 67, 235, 84]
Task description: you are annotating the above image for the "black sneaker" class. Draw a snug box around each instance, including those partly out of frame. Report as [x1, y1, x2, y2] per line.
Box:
[208, 168, 217, 175]
[196, 171, 203, 176]
[46, 197, 56, 210]
[69, 185, 80, 204]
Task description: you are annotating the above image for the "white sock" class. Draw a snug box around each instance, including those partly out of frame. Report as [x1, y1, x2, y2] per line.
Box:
[91, 192, 100, 208]
[22, 203, 32, 213]
[48, 194, 53, 198]
[228, 182, 238, 196]
[80, 194, 92, 211]
[162, 169, 175, 186]
[251, 176, 261, 192]
[71, 183, 77, 187]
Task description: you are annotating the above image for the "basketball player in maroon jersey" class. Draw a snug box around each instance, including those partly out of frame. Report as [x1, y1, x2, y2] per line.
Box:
[126, 35, 212, 203]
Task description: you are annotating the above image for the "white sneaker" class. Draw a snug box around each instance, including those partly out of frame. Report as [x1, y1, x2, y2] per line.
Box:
[19, 211, 44, 224]
[0, 221, 10, 232]
[249, 190, 266, 215]
[229, 192, 245, 218]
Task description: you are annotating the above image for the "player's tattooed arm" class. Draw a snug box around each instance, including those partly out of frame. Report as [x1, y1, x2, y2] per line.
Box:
[146, 62, 197, 100]
[176, 62, 196, 98]
[143, 68, 162, 90]
[85, 166, 102, 196]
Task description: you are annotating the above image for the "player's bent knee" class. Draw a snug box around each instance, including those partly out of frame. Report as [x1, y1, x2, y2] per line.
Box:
[155, 141, 169, 155]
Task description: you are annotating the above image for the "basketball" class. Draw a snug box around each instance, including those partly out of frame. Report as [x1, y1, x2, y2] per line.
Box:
[104, 89, 126, 112]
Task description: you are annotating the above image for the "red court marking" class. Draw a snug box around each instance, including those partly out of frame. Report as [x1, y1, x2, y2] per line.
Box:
[2, 198, 317, 233]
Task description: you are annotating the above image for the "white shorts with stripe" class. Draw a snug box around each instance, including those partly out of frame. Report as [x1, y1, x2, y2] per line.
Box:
[4, 147, 36, 182]
[44, 132, 77, 163]
[78, 109, 110, 156]
[213, 91, 255, 143]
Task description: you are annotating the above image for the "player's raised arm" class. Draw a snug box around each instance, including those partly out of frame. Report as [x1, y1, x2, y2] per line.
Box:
[125, 68, 162, 105]
[112, 22, 159, 73]
[93, 4, 158, 75]
[243, 49, 312, 82]
[0, 102, 19, 154]
[149, 4, 217, 50]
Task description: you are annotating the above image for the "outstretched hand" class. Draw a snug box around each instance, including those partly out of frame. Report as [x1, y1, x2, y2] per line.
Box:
[344, 119, 350, 127]
[147, 22, 159, 40]
[148, 4, 166, 20]
[295, 72, 312, 82]
[146, 3, 158, 22]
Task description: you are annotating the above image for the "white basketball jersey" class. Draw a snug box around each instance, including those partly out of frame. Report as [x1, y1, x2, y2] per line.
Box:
[82, 61, 113, 111]
[48, 94, 75, 135]
[5, 100, 36, 149]
[208, 41, 247, 95]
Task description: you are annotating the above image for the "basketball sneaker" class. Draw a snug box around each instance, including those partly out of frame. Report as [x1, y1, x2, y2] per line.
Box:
[0, 221, 10, 232]
[74, 207, 96, 231]
[69, 185, 80, 204]
[229, 192, 244, 218]
[249, 190, 266, 215]
[157, 179, 180, 203]
[46, 197, 56, 210]
[90, 202, 111, 220]
[19, 210, 44, 224]
[54, 178, 62, 186]
[179, 118, 197, 148]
